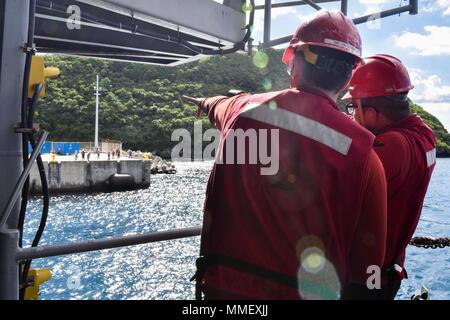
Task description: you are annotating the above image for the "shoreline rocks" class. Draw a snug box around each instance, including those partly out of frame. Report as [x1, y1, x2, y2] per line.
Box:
[150, 156, 177, 174]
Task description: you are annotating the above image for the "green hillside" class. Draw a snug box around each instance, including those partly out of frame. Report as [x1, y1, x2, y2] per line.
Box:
[36, 49, 450, 157]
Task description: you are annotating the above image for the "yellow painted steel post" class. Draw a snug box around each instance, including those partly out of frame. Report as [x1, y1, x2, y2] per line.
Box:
[24, 268, 52, 300]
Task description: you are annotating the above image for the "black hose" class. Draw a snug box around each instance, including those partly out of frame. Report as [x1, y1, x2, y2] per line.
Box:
[19, 85, 49, 300]
[19, 146, 49, 298]
[18, 82, 42, 248]
[27, 84, 43, 127]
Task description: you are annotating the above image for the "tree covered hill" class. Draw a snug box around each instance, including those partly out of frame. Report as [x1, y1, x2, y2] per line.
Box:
[37, 49, 450, 157]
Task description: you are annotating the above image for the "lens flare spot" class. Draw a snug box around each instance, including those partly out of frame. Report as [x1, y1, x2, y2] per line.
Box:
[269, 101, 277, 110]
[301, 247, 325, 274]
[253, 51, 269, 69]
[288, 174, 297, 184]
[262, 78, 272, 91]
[297, 248, 341, 300]
[242, 2, 254, 13]
[306, 252, 323, 269]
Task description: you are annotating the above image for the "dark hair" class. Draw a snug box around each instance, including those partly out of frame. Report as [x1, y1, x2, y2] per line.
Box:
[298, 45, 356, 93]
[361, 92, 411, 122]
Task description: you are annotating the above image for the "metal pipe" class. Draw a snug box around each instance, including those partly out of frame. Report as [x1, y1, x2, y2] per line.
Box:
[0, 0, 33, 301]
[341, 0, 348, 15]
[302, 0, 322, 10]
[255, 0, 338, 10]
[0, 230, 19, 299]
[17, 226, 202, 261]
[0, 131, 48, 229]
[95, 74, 99, 148]
[259, 35, 292, 49]
[352, 4, 413, 25]
[410, 0, 418, 15]
[259, 4, 416, 48]
[264, 0, 272, 44]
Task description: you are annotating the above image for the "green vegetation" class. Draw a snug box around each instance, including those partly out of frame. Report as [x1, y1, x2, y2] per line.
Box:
[410, 103, 450, 157]
[37, 50, 450, 157]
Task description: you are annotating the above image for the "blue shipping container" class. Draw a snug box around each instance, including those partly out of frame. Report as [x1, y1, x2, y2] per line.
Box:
[28, 141, 80, 155]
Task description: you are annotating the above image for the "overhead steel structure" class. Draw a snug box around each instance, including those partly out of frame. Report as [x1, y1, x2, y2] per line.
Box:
[257, 0, 418, 48]
[0, 0, 419, 299]
[34, 0, 248, 66]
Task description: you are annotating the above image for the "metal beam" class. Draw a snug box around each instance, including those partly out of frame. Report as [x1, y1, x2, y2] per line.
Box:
[17, 226, 202, 261]
[86, 0, 246, 44]
[259, 35, 292, 49]
[260, 3, 417, 49]
[352, 4, 415, 25]
[0, 231, 19, 299]
[341, 0, 348, 16]
[302, 0, 322, 10]
[34, 13, 198, 58]
[0, 0, 30, 300]
[410, 0, 418, 15]
[255, 0, 338, 10]
[264, 0, 272, 43]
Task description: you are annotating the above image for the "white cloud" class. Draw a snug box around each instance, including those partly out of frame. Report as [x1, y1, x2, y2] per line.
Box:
[423, 0, 450, 16]
[393, 26, 450, 56]
[358, 0, 390, 4]
[408, 69, 450, 130]
[354, 0, 389, 16]
[359, 0, 389, 3]
[409, 70, 450, 103]
[272, 7, 297, 18]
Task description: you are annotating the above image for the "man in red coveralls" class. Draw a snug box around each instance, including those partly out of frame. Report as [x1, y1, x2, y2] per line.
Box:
[342, 55, 436, 299]
[183, 11, 387, 300]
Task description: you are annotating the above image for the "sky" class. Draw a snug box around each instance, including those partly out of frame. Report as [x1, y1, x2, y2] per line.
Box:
[243, 0, 450, 130]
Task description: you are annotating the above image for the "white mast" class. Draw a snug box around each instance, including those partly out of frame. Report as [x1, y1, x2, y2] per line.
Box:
[95, 74, 100, 149]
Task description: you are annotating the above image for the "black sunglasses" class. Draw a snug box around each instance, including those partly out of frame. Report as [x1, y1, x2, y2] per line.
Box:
[345, 103, 357, 116]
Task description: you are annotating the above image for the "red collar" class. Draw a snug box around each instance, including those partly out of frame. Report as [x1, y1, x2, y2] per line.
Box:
[379, 114, 422, 134]
[293, 86, 339, 110]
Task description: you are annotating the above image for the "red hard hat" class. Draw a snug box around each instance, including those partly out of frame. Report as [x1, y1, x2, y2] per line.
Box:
[282, 10, 362, 65]
[342, 54, 414, 100]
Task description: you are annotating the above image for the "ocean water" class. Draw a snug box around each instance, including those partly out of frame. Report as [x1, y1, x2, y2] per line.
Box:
[24, 159, 450, 300]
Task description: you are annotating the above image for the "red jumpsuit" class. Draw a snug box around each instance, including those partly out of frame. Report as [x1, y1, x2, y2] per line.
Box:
[195, 88, 387, 299]
[374, 114, 436, 294]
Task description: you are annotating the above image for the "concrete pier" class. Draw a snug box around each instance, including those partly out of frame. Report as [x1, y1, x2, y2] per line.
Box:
[29, 160, 152, 194]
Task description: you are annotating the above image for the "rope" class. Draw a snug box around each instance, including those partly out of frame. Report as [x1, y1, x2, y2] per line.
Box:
[410, 237, 450, 249]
